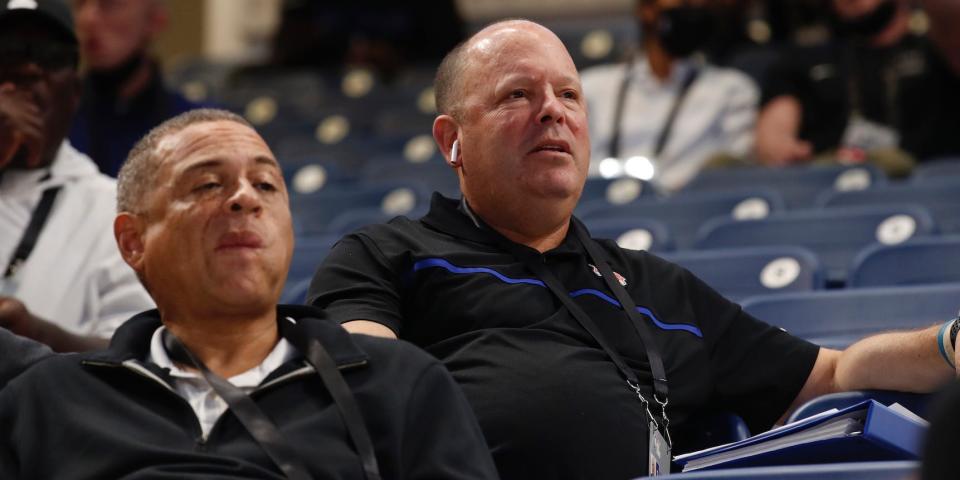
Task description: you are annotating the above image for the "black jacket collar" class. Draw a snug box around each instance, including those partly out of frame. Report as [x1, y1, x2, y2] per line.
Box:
[86, 305, 369, 369]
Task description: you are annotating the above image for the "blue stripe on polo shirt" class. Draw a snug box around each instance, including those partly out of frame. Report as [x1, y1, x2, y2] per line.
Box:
[412, 258, 703, 337]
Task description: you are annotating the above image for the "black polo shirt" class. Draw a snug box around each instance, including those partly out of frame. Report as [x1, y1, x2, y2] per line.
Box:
[308, 194, 819, 480]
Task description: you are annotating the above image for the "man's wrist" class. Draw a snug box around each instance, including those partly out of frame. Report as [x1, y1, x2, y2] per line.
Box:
[938, 317, 959, 368]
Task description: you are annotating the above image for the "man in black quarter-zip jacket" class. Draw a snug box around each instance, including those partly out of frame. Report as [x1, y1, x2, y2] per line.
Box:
[0, 108, 498, 480]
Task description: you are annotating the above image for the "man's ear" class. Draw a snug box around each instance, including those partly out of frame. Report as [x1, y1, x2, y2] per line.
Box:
[433, 114, 460, 168]
[114, 213, 146, 274]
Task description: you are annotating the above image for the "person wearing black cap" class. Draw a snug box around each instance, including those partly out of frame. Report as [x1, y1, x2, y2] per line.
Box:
[0, 0, 153, 353]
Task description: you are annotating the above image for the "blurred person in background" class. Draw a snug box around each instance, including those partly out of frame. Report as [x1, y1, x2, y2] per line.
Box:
[755, 0, 960, 171]
[0, 0, 153, 352]
[69, 0, 201, 177]
[269, 0, 465, 80]
[581, 0, 759, 191]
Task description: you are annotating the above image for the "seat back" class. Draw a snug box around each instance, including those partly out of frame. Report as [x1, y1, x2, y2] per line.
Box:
[291, 181, 430, 235]
[695, 205, 936, 285]
[585, 217, 674, 253]
[580, 188, 785, 249]
[849, 235, 960, 288]
[740, 283, 960, 349]
[662, 246, 824, 302]
[683, 164, 882, 209]
[818, 177, 960, 233]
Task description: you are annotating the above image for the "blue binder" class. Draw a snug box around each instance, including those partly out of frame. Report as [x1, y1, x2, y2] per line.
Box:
[674, 400, 925, 472]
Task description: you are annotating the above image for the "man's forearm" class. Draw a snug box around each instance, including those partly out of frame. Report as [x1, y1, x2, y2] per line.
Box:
[28, 314, 109, 352]
[834, 324, 954, 393]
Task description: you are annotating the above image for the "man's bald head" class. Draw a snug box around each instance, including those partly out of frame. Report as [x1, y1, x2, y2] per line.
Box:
[434, 19, 572, 121]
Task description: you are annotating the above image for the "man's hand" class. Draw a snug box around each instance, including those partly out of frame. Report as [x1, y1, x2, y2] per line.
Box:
[0, 82, 44, 169]
[0, 296, 108, 352]
[0, 296, 39, 339]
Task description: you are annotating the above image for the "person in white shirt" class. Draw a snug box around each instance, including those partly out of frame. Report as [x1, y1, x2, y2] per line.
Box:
[0, 0, 153, 352]
[581, 0, 758, 191]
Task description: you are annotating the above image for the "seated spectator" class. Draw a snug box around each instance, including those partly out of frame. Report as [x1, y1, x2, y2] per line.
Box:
[309, 19, 959, 478]
[0, 108, 499, 479]
[68, 0, 202, 177]
[0, 0, 153, 352]
[755, 0, 960, 169]
[581, 0, 759, 191]
[269, 0, 465, 80]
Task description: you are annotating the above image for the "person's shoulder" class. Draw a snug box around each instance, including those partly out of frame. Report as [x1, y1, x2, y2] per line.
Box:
[1, 352, 88, 396]
[344, 214, 438, 252]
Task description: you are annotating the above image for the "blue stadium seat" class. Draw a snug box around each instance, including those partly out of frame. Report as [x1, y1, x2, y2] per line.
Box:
[695, 205, 936, 285]
[817, 177, 960, 233]
[662, 246, 824, 302]
[848, 236, 960, 288]
[911, 157, 960, 182]
[580, 188, 785, 249]
[291, 181, 431, 235]
[788, 391, 931, 423]
[640, 461, 918, 479]
[586, 218, 674, 253]
[282, 234, 340, 303]
[740, 283, 960, 349]
[682, 164, 884, 209]
[282, 157, 357, 195]
[577, 177, 660, 207]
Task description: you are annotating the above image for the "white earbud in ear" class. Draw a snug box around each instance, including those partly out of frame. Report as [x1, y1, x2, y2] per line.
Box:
[449, 139, 460, 167]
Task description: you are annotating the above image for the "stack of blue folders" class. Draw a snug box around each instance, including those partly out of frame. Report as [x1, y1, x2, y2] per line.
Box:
[674, 400, 927, 472]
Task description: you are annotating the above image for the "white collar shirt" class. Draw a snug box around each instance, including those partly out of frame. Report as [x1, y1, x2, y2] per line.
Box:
[148, 325, 298, 438]
[581, 56, 759, 191]
[0, 141, 154, 337]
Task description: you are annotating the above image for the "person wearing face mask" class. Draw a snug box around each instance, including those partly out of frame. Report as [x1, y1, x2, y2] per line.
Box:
[581, 0, 760, 191]
[67, 0, 203, 177]
[755, 0, 960, 169]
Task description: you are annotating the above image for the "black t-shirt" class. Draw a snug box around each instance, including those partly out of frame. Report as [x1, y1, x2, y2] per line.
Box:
[761, 34, 960, 160]
[308, 194, 819, 480]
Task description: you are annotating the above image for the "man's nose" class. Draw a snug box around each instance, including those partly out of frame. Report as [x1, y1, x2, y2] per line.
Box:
[226, 180, 262, 214]
[538, 91, 566, 125]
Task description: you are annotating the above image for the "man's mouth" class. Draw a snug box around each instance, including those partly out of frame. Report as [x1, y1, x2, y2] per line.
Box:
[216, 231, 264, 251]
[530, 140, 571, 155]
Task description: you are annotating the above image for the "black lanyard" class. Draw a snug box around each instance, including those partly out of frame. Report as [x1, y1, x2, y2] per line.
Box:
[163, 320, 382, 480]
[4, 185, 62, 279]
[492, 219, 672, 444]
[608, 57, 699, 165]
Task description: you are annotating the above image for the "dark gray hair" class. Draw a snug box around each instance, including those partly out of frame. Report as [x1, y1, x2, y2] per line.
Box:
[117, 108, 253, 213]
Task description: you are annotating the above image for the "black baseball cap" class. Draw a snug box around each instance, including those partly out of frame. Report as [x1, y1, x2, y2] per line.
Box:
[0, 0, 77, 45]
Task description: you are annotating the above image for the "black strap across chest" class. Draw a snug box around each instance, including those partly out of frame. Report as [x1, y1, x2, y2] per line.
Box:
[490, 219, 671, 436]
[608, 57, 700, 162]
[4, 185, 62, 279]
[163, 320, 382, 480]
